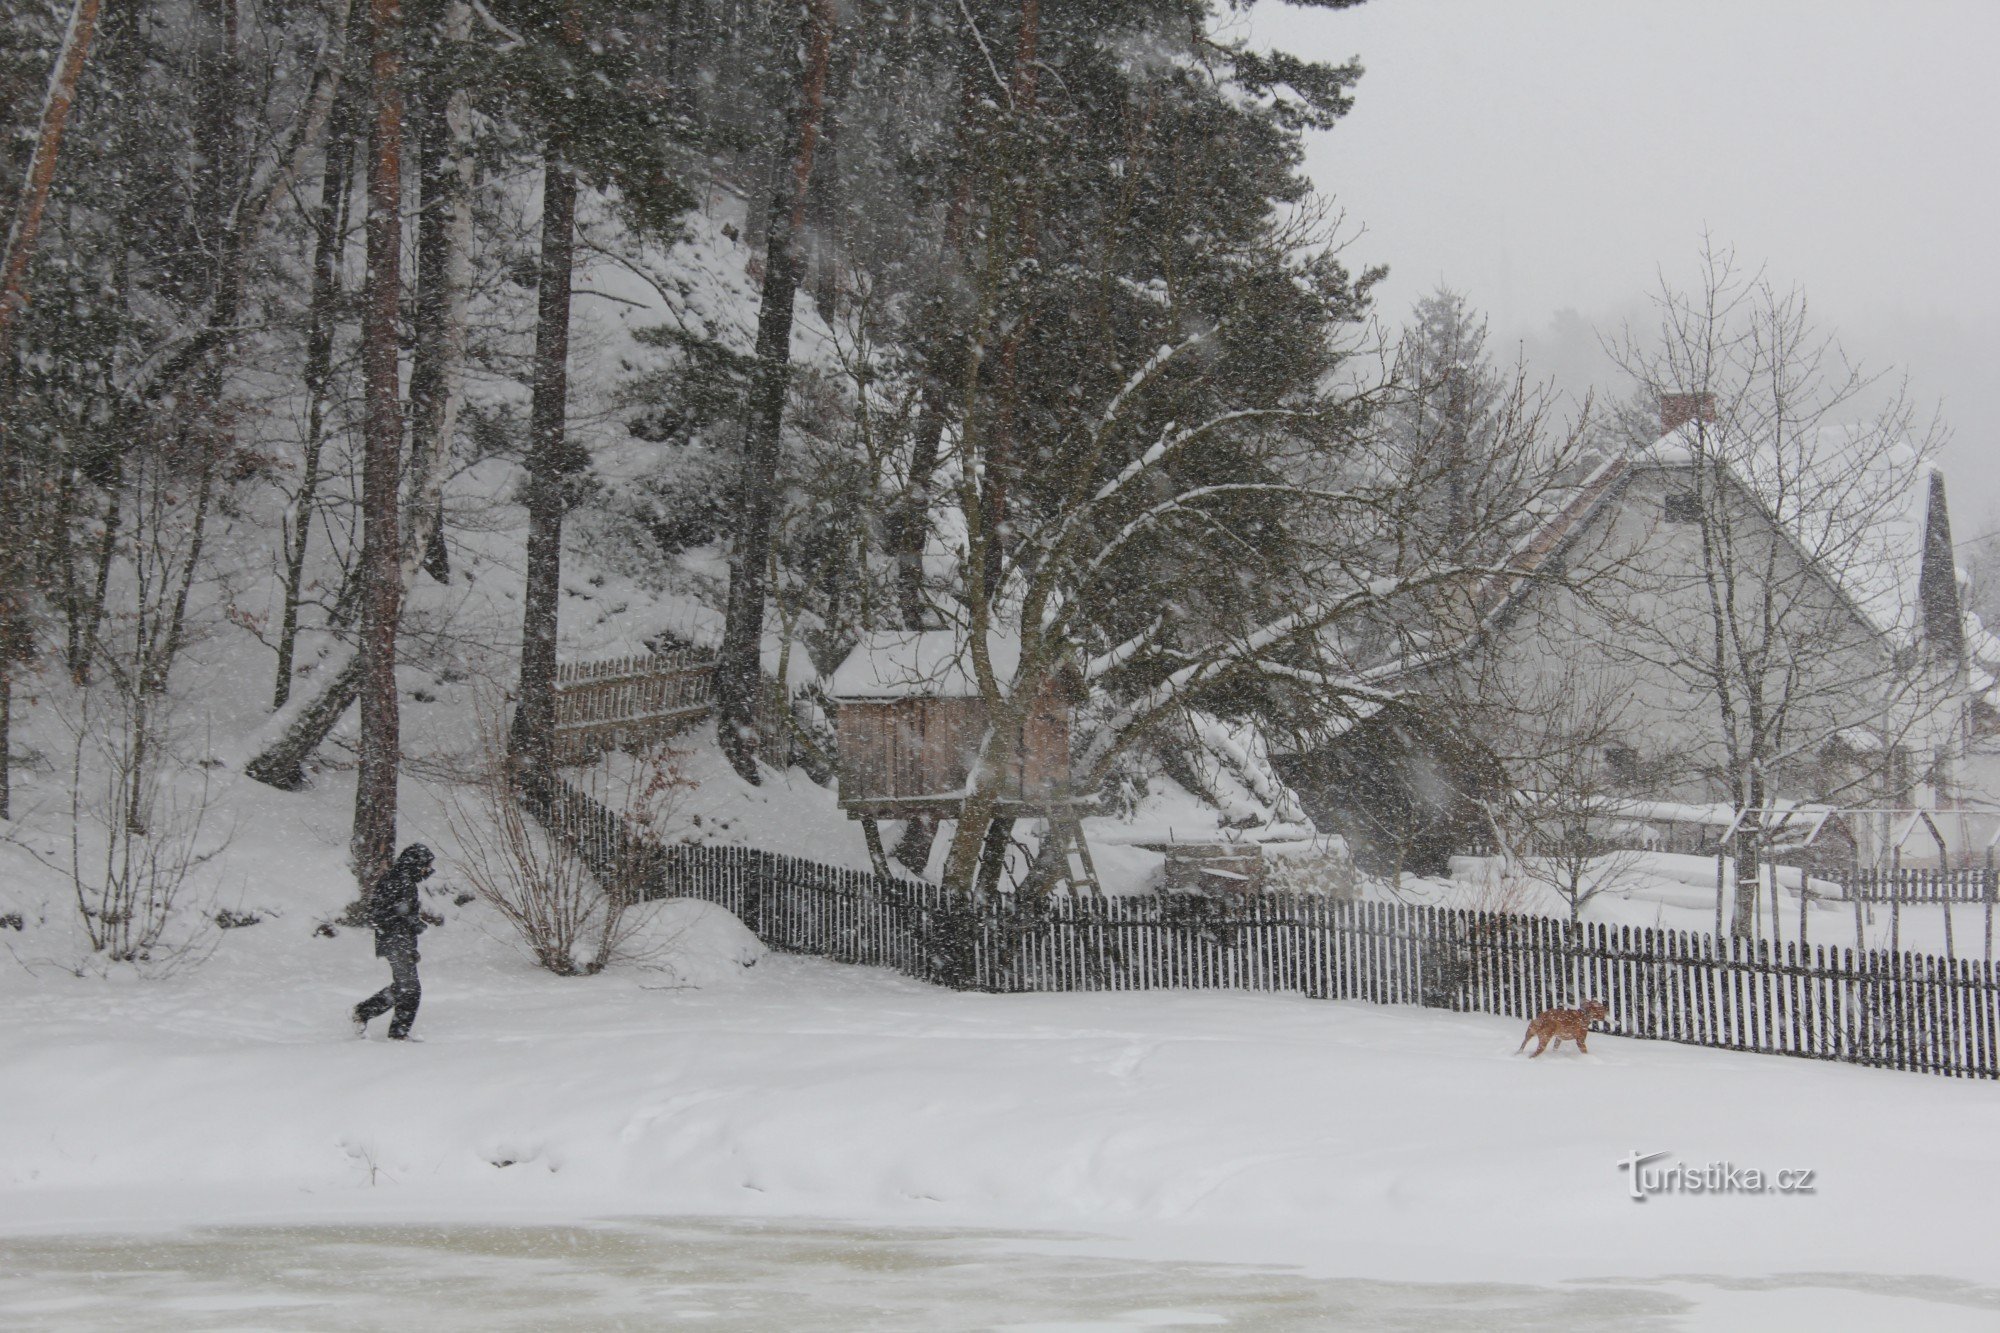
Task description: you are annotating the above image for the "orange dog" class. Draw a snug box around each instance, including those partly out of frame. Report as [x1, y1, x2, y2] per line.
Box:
[1516, 999, 1609, 1057]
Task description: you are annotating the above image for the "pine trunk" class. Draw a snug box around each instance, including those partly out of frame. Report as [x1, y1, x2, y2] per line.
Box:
[716, 0, 836, 782]
[351, 0, 405, 885]
[248, 1, 469, 790]
[275, 8, 365, 709]
[509, 151, 577, 780]
[0, 0, 101, 357]
[983, 0, 1041, 590]
[404, 0, 472, 584]
[0, 0, 102, 820]
[891, 375, 949, 632]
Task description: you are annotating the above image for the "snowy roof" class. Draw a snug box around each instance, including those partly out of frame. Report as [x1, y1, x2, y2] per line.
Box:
[1470, 451, 1632, 630]
[1967, 612, 2000, 712]
[827, 629, 1027, 700]
[1636, 422, 1938, 643]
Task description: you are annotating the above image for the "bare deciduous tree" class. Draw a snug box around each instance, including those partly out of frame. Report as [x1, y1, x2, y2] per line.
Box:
[1604, 241, 1958, 935]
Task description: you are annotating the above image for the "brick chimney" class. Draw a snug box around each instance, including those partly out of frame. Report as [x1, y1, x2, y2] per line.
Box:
[1659, 392, 1716, 435]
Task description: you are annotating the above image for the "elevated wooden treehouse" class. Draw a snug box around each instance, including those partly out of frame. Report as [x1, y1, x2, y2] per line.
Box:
[826, 630, 1097, 890]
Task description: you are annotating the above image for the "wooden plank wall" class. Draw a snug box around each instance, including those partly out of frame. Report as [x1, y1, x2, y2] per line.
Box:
[835, 694, 1072, 806]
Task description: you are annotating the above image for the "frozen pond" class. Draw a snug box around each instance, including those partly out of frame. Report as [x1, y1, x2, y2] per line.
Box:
[3, 1217, 1998, 1331]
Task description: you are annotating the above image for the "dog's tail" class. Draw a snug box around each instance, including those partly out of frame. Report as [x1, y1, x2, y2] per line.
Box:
[1514, 1027, 1531, 1054]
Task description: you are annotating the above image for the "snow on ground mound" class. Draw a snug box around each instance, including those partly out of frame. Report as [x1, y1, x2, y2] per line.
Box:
[599, 722, 880, 877]
[624, 898, 767, 987]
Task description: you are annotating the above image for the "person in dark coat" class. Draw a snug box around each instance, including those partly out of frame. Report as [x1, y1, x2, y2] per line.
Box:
[353, 843, 435, 1040]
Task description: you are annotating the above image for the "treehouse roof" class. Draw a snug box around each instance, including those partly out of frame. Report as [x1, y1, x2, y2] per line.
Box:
[828, 628, 1079, 703]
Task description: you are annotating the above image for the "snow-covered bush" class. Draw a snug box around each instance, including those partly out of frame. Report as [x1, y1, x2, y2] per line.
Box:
[616, 898, 767, 988]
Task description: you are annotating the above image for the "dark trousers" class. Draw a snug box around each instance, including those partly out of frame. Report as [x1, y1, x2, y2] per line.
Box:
[355, 946, 421, 1038]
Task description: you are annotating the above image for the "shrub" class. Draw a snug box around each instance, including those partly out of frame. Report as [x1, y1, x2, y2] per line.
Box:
[445, 701, 693, 976]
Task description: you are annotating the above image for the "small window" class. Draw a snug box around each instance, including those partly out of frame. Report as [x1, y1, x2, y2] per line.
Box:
[1663, 490, 1701, 523]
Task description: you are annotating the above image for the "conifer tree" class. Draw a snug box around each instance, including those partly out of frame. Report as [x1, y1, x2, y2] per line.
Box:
[716, 0, 839, 783]
[351, 0, 408, 884]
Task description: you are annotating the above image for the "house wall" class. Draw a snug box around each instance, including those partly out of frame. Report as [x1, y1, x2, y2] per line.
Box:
[1455, 463, 1963, 810]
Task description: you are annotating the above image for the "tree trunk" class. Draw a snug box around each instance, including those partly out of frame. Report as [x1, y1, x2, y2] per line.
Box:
[975, 814, 1016, 897]
[884, 61, 981, 814]
[81, 472, 121, 675]
[403, 0, 471, 579]
[351, 0, 405, 885]
[0, 0, 102, 820]
[890, 811, 940, 878]
[941, 785, 998, 898]
[509, 151, 577, 780]
[982, 0, 1041, 591]
[1731, 775, 1764, 940]
[247, 1, 469, 792]
[247, 653, 364, 790]
[716, 0, 836, 783]
[275, 12, 365, 709]
[886, 319, 960, 875]
[0, 0, 101, 359]
[891, 375, 950, 631]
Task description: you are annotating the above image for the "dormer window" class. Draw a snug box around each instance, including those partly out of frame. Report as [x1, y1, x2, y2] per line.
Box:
[1663, 490, 1701, 524]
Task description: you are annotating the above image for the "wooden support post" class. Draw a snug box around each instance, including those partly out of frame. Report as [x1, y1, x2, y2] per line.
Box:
[1715, 846, 1726, 941]
[1798, 861, 1809, 949]
[1986, 856, 1995, 965]
[1068, 816, 1102, 897]
[861, 815, 891, 880]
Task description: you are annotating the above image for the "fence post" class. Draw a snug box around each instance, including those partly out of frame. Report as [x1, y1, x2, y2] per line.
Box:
[1986, 852, 1995, 966]
[1944, 873, 1957, 960]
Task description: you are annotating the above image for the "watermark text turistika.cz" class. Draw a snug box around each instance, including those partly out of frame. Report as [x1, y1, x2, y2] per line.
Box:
[1616, 1151, 1817, 1202]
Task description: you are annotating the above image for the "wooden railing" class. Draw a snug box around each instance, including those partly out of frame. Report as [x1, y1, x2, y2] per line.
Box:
[549, 650, 804, 767]
[552, 650, 713, 765]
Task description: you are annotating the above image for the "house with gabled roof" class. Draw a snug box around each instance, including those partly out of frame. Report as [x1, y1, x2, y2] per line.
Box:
[1446, 392, 1986, 828]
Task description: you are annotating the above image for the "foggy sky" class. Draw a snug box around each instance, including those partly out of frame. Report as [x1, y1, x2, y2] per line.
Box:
[1250, 0, 2000, 545]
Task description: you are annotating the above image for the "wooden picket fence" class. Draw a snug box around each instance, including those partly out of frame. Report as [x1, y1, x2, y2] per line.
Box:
[1847, 867, 1999, 905]
[531, 775, 2000, 1080]
[550, 650, 802, 766]
[552, 650, 714, 764]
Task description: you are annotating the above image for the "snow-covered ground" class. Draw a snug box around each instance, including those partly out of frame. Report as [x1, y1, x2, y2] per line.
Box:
[0, 175, 1991, 1323]
[5, 740, 2000, 1325]
[8, 837, 2000, 1297]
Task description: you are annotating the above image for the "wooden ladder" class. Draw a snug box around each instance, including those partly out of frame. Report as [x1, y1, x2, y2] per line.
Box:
[1045, 813, 1101, 896]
